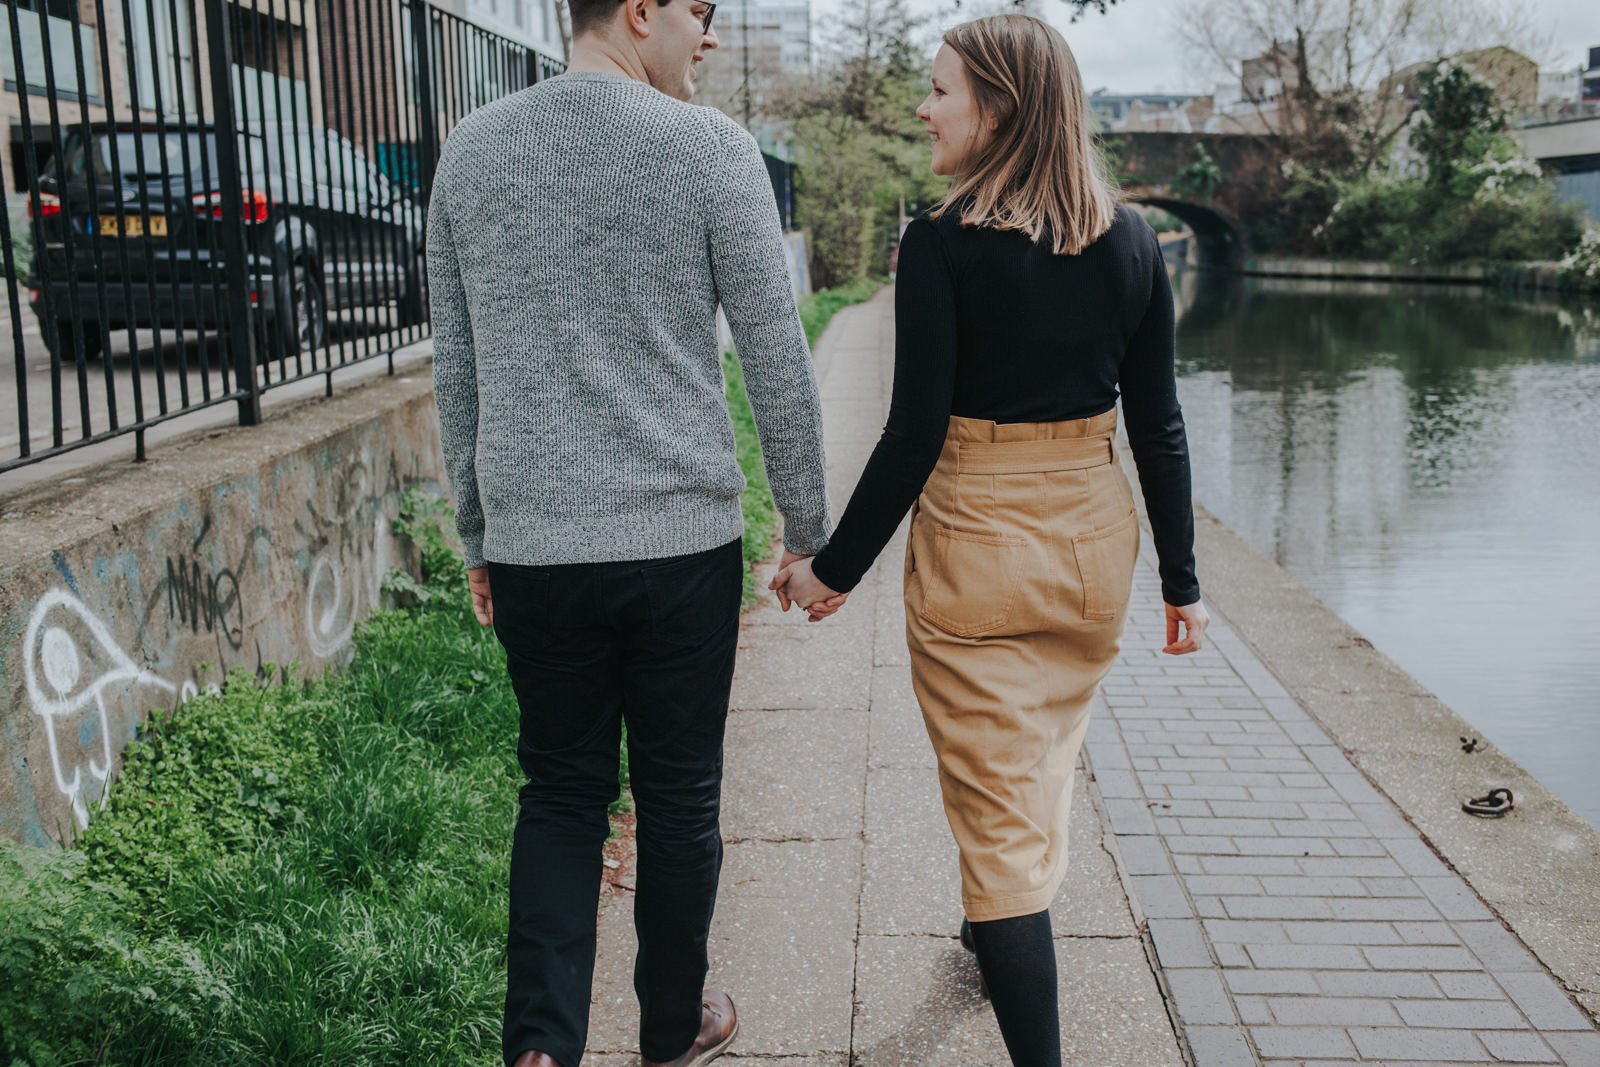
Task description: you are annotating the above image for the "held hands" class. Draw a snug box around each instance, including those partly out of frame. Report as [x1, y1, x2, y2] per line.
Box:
[769, 552, 849, 622]
[1163, 599, 1210, 655]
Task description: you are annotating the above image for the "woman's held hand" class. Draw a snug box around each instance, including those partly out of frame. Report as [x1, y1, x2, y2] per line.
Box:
[1163, 599, 1209, 655]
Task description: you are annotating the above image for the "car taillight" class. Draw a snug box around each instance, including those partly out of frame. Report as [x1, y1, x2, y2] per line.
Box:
[26, 192, 61, 219]
[191, 189, 271, 223]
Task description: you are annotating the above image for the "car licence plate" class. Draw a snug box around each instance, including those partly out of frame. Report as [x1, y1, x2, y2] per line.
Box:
[98, 213, 167, 238]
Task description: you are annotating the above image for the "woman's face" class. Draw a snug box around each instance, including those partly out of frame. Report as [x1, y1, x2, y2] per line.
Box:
[917, 44, 986, 177]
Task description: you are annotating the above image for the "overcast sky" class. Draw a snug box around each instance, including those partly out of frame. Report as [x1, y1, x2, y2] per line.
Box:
[807, 0, 1600, 95]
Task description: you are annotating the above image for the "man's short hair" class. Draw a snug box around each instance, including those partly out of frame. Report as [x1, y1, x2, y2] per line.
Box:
[569, 0, 673, 35]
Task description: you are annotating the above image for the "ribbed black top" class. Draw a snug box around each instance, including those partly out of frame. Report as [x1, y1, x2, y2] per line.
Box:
[810, 204, 1199, 606]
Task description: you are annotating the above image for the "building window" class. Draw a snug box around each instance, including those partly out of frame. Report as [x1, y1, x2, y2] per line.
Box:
[1, 0, 104, 101]
[125, 0, 196, 111]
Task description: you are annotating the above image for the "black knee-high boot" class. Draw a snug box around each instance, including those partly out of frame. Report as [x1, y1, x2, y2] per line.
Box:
[961, 911, 1061, 1067]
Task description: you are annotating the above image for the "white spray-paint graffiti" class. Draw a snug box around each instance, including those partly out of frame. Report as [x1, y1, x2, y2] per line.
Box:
[23, 589, 179, 830]
[14, 445, 422, 836]
[298, 448, 400, 659]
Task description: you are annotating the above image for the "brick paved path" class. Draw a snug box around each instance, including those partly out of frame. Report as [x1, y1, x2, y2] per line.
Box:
[583, 288, 1600, 1066]
[1095, 547, 1600, 1065]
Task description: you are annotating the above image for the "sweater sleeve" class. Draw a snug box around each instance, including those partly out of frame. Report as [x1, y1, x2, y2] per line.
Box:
[426, 153, 486, 570]
[707, 126, 833, 555]
[1120, 231, 1200, 606]
[810, 218, 957, 593]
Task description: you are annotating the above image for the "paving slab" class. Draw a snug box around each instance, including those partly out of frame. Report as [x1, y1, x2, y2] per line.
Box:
[851, 934, 1183, 1067]
[720, 707, 866, 842]
[589, 837, 862, 1057]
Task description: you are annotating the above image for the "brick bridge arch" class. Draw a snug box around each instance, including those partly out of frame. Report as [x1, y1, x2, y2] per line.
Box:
[1108, 132, 1282, 269]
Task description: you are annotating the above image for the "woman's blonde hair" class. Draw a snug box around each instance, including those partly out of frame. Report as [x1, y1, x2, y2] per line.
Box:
[930, 14, 1120, 255]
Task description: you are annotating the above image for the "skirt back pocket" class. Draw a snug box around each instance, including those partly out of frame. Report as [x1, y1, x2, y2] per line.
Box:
[919, 525, 1026, 638]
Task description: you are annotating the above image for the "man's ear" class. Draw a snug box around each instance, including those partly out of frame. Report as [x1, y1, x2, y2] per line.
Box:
[621, 0, 653, 38]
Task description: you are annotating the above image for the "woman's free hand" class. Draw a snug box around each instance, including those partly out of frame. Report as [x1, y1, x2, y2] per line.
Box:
[1163, 599, 1209, 655]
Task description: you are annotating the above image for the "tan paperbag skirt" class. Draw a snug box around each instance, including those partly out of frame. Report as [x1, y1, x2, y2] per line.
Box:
[904, 410, 1139, 921]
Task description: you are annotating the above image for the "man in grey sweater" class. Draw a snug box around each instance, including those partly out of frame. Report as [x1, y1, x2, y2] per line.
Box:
[426, 0, 835, 1063]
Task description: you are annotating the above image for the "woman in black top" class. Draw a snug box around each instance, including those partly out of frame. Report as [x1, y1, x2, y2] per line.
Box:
[773, 14, 1209, 1066]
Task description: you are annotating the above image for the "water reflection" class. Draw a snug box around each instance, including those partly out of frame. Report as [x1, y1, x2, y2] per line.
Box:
[1173, 269, 1600, 827]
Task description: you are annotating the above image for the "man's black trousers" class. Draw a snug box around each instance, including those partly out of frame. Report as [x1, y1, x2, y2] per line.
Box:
[489, 538, 744, 1067]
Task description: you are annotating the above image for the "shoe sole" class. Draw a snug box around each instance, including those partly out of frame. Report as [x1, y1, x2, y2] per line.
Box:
[686, 1016, 738, 1066]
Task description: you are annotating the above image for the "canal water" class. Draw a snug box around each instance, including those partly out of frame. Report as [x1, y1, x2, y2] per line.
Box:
[1171, 269, 1600, 828]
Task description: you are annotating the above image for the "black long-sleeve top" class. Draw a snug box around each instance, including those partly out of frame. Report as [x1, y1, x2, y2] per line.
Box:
[809, 204, 1200, 606]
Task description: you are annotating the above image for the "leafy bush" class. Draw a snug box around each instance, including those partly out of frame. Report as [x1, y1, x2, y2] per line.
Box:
[1261, 58, 1586, 265]
[1314, 168, 1582, 265]
[4, 209, 31, 280]
[1173, 143, 1225, 201]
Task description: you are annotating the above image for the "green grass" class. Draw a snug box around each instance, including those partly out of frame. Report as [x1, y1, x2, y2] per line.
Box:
[0, 563, 518, 1063]
[0, 279, 882, 1065]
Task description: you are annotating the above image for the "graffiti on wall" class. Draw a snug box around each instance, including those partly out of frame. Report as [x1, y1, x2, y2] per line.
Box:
[12, 444, 426, 835]
[23, 589, 183, 829]
[297, 448, 416, 657]
[141, 513, 262, 662]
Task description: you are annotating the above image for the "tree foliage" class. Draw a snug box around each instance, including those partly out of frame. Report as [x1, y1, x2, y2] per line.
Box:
[1411, 60, 1502, 189]
[1306, 61, 1581, 264]
[783, 0, 946, 287]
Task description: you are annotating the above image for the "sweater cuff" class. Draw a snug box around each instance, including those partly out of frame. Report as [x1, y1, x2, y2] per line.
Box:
[459, 533, 486, 571]
[780, 515, 833, 558]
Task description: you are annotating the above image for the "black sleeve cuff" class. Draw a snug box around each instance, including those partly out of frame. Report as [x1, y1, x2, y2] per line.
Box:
[1161, 581, 1201, 607]
[808, 550, 862, 596]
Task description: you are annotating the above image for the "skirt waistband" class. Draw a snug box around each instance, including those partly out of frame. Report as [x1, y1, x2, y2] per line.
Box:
[944, 410, 1118, 476]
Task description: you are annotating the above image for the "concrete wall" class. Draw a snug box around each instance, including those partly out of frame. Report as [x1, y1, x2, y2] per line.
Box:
[0, 373, 443, 846]
[1242, 255, 1490, 283]
[1515, 116, 1600, 162]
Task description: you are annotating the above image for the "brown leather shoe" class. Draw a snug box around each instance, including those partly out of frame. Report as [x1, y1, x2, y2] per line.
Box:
[639, 990, 739, 1067]
[510, 1052, 561, 1067]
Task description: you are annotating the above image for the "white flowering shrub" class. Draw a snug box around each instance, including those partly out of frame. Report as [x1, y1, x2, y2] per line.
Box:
[1558, 228, 1600, 285]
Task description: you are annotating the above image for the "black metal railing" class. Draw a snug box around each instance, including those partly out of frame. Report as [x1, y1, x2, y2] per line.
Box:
[762, 150, 796, 232]
[2, 0, 562, 472]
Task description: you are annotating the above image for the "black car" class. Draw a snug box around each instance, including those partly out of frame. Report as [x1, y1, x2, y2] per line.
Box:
[27, 120, 425, 361]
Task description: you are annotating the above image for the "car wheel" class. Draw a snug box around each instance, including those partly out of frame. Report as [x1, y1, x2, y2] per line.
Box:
[267, 263, 327, 359]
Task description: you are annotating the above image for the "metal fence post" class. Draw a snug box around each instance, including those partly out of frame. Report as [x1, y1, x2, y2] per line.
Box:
[411, 0, 440, 205]
[201, 0, 261, 425]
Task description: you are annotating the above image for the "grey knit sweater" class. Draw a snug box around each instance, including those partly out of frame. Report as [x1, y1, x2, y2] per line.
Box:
[426, 72, 832, 570]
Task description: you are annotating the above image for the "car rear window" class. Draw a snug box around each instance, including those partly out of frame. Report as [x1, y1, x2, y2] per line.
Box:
[56, 130, 266, 183]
